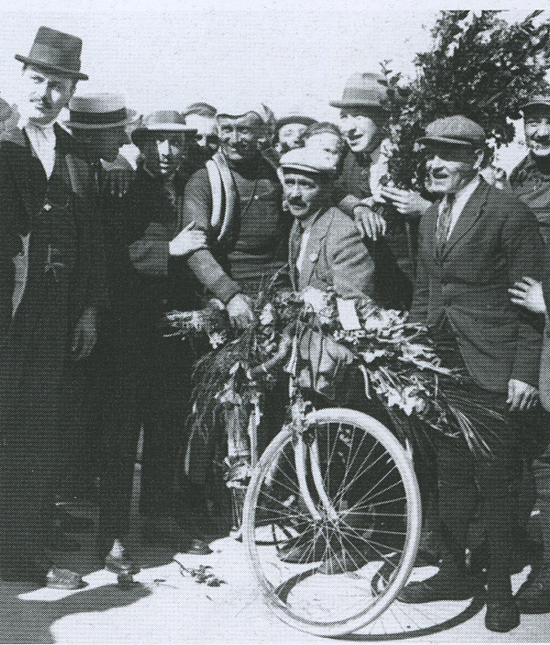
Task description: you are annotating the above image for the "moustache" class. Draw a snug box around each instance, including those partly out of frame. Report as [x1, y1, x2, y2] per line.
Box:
[288, 199, 306, 207]
[31, 99, 52, 110]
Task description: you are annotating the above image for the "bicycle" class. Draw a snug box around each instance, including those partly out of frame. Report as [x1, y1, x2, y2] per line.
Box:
[241, 350, 422, 637]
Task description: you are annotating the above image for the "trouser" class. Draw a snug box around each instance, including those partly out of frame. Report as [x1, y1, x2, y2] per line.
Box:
[532, 436, 550, 565]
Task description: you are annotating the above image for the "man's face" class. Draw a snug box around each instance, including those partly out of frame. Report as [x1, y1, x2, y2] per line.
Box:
[277, 122, 308, 153]
[339, 107, 385, 154]
[304, 132, 343, 167]
[217, 112, 264, 163]
[283, 171, 329, 220]
[81, 126, 130, 163]
[20, 65, 76, 125]
[424, 143, 482, 194]
[185, 113, 219, 157]
[524, 106, 550, 157]
[140, 131, 187, 178]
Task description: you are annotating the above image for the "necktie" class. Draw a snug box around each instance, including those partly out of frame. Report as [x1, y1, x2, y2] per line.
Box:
[436, 194, 455, 254]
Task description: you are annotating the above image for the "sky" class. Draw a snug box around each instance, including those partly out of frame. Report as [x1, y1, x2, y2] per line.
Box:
[0, 2, 542, 170]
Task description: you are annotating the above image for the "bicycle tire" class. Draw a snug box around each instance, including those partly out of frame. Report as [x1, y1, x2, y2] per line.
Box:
[242, 407, 421, 637]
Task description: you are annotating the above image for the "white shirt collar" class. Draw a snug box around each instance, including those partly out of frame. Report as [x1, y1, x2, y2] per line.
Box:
[439, 175, 482, 240]
[22, 118, 57, 178]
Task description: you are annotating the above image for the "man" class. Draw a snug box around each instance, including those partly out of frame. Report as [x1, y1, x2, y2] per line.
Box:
[281, 146, 374, 297]
[330, 72, 414, 307]
[274, 111, 317, 157]
[398, 116, 543, 633]
[0, 27, 106, 589]
[510, 95, 550, 248]
[182, 104, 291, 328]
[182, 102, 219, 163]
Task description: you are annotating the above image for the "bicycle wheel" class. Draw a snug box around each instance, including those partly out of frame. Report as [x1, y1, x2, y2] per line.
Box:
[242, 407, 421, 637]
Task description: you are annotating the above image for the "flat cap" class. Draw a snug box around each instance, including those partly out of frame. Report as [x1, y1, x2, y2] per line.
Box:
[520, 95, 550, 114]
[279, 146, 338, 176]
[417, 115, 486, 148]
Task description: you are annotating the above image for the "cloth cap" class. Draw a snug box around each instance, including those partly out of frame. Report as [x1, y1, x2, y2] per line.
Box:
[520, 95, 550, 114]
[417, 115, 486, 148]
[276, 111, 317, 131]
[15, 26, 88, 80]
[329, 72, 389, 110]
[131, 110, 197, 145]
[65, 94, 137, 129]
[279, 147, 338, 176]
[216, 103, 271, 124]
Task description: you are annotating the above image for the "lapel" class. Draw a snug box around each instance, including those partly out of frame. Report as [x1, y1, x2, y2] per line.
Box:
[439, 179, 490, 260]
[1, 126, 48, 223]
[299, 209, 331, 290]
[288, 219, 301, 291]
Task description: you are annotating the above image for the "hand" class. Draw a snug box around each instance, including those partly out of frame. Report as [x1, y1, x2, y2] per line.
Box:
[169, 221, 207, 256]
[353, 206, 387, 241]
[102, 168, 133, 198]
[379, 186, 431, 217]
[72, 307, 98, 360]
[507, 379, 539, 412]
[226, 293, 256, 330]
[509, 277, 547, 314]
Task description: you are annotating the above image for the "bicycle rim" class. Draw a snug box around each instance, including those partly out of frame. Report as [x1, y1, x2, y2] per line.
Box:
[242, 408, 421, 637]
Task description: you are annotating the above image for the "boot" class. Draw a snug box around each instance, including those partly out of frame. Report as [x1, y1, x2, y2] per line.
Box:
[516, 562, 550, 614]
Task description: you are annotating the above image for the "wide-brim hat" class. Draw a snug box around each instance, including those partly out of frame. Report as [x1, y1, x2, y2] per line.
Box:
[329, 72, 389, 110]
[276, 113, 317, 131]
[15, 26, 88, 80]
[417, 115, 486, 148]
[64, 94, 137, 129]
[278, 147, 338, 177]
[131, 110, 197, 146]
[520, 95, 550, 114]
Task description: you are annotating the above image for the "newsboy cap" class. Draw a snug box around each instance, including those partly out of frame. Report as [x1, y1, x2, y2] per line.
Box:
[15, 26, 88, 80]
[520, 95, 550, 114]
[329, 72, 389, 110]
[276, 112, 317, 131]
[279, 146, 338, 176]
[65, 94, 137, 129]
[417, 115, 486, 148]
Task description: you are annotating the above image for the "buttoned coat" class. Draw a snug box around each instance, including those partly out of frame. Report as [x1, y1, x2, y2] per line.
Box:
[411, 178, 544, 392]
[288, 205, 375, 298]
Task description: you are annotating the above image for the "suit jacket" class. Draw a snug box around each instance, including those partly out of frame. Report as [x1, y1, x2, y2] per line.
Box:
[0, 124, 107, 339]
[411, 178, 544, 392]
[289, 205, 375, 298]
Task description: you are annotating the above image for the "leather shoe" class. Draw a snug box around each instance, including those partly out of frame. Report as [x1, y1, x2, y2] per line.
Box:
[46, 566, 85, 590]
[278, 533, 328, 564]
[176, 537, 213, 556]
[54, 506, 94, 533]
[105, 551, 140, 576]
[318, 549, 368, 575]
[485, 600, 520, 632]
[516, 563, 550, 614]
[398, 571, 482, 603]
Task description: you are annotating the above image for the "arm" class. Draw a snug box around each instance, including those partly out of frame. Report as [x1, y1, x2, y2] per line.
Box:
[502, 197, 545, 387]
[182, 169, 241, 304]
[327, 213, 375, 298]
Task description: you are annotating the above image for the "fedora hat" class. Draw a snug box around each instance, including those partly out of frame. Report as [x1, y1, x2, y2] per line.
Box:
[330, 72, 389, 110]
[131, 111, 197, 146]
[417, 115, 486, 148]
[15, 26, 88, 80]
[65, 94, 137, 129]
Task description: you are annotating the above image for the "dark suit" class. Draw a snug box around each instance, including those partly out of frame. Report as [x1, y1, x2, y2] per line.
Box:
[0, 125, 107, 576]
[411, 178, 544, 600]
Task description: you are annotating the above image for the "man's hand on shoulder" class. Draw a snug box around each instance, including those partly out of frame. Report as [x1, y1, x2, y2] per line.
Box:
[226, 293, 256, 330]
[379, 186, 431, 217]
[353, 205, 386, 241]
[507, 379, 538, 411]
[169, 221, 207, 257]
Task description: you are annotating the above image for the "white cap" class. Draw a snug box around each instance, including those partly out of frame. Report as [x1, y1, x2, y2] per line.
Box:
[216, 102, 272, 124]
[279, 147, 338, 176]
[65, 93, 137, 129]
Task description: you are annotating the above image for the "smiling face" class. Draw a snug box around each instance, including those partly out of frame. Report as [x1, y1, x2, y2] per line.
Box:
[277, 122, 308, 153]
[338, 107, 386, 154]
[140, 131, 188, 178]
[524, 105, 550, 158]
[184, 113, 219, 157]
[217, 112, 264, 163]
[282, 170, 330, 220]
[20, 65, 76, 125]
[424, 142, 483, 195]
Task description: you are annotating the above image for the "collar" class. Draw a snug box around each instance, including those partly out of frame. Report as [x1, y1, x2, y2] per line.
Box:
[440, 175, 481, 212]
[297, 207, 324, 232]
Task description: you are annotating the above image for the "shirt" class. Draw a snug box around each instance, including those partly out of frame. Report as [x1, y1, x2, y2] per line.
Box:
[23, 120, 56, 178]
[438, 175, 481, 240]
[296, 209, 323, 275]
